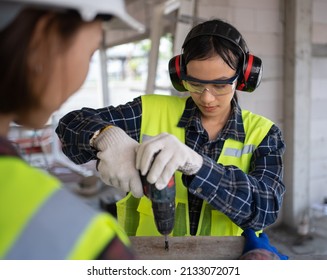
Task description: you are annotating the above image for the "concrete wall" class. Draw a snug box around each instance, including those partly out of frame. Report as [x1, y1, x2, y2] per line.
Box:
[310, 0, 327, 206]
[312, 0, 327, 44]
[311, 56, 327, 206]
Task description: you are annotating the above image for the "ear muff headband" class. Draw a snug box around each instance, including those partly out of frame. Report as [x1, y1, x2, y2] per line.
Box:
[169, 20, 263, 93]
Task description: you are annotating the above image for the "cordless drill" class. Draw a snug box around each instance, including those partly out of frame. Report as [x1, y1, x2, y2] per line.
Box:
[140, 164, 176, 250]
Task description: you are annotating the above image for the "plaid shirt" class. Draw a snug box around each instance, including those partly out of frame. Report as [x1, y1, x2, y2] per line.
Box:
[56, 96, 286, 233]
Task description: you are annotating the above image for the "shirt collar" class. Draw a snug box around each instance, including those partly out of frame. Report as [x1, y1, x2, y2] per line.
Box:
[178, 97, 246, 143]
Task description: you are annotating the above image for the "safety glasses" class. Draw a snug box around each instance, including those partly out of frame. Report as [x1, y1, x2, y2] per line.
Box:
[181, 72, 239, 96]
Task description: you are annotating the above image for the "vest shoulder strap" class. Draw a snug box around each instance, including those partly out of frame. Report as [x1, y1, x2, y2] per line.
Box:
[140, 94, 187, 141]
[242, 110, 274, 146]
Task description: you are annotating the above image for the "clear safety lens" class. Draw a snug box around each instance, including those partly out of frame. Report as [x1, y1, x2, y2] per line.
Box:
[182, 80, 237, 96]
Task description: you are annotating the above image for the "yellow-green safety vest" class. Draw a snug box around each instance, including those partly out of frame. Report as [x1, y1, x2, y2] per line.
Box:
[116, 94, 273, 237]
[0, 156, 130, 259]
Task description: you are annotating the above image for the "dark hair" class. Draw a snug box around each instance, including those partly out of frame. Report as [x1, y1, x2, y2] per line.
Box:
[182, 19, 246, 71]
[0, 8, 83, 114]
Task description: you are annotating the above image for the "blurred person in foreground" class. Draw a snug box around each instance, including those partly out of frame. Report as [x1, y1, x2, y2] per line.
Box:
[0, 0, 144, 260]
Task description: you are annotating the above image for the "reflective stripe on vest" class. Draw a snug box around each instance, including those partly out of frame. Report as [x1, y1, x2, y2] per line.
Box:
[6, 188, 98, 259]
[116, 95, 273, 236]
[224, 145, 255, 157]
[1, 157, 129, 259]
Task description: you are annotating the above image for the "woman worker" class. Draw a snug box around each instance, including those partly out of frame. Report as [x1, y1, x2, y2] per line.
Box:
[56, 19, 286, 245]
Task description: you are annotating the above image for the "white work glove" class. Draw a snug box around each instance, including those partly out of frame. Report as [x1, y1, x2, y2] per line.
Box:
[93, 126, 143, 198]
[136, 133, 203, 190]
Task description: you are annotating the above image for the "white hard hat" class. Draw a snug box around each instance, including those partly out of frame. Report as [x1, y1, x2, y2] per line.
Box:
[0, 0, 144, 32]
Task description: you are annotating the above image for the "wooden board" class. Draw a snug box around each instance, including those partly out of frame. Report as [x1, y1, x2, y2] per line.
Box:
[130, 236, 244, 260]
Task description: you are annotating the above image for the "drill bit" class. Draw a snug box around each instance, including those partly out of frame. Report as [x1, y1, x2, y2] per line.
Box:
[164, 235, 169, 251]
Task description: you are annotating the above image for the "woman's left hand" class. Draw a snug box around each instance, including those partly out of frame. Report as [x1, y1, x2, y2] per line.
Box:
[136, 133, 203, 190]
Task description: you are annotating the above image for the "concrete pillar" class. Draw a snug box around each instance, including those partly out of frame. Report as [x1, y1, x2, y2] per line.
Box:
[283, 0, 312, 230]
[99, 47, 110, 106]
[145, 0, 196, 94]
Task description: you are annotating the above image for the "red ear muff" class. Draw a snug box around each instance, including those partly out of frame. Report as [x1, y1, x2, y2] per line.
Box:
[236, 53, 263, 92]
[168, 55, 188, 92]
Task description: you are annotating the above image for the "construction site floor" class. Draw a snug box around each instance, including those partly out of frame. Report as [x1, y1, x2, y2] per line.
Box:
[265, 220, 327, 260]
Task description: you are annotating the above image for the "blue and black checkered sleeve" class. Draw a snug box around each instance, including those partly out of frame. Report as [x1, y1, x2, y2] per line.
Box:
[55, 97, 143, 165]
